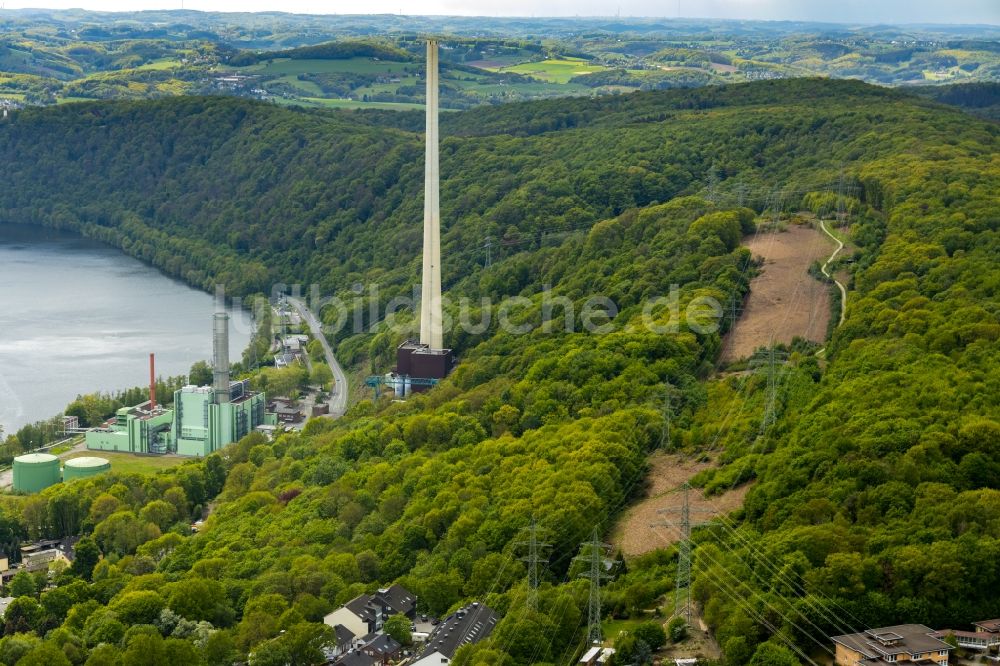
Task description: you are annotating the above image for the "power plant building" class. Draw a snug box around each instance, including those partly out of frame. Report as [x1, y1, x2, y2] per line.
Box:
[85, 313, 275, 457]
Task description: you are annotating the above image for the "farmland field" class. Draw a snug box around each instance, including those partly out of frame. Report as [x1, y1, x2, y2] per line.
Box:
[492, 57, 610, 83]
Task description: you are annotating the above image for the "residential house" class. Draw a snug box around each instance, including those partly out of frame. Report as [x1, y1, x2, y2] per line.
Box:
[324, 595, 381, 641]
[1, 538, 78, 585]
[832, 625, 952, 665]
[323, 584, 417, 639]
[410, 602, 498, 666]
[932, 620, 1000, 651]
[932, 630, 997, 651]
[374, 584, 417, 619]
[330, 651, 376, 666]
[360, 633, 402, 665]
[974, 619, 1000, 641]
[323, 624, 357, 660]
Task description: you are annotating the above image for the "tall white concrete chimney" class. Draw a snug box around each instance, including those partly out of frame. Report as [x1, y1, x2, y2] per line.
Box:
[419, 39, 444, 350]
[213, 312, 231, 404]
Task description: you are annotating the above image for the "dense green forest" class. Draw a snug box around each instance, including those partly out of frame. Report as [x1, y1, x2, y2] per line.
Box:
[0, 79, 996, 665]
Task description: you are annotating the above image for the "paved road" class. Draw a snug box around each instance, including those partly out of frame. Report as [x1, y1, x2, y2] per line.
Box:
[286, 297, 348, 417]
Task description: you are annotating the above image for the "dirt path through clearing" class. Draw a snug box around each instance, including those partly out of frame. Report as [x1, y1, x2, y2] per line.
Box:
[721, 224, 834, 363]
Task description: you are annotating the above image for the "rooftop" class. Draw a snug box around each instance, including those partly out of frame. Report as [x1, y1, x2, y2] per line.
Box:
[333, 651, 376, 666]
[361, 633, 401, 656]
[832, 624, 952, 659]
[975, 619, 1000, 632]
[933, 629, 992, 640]
[331, 624, 355, 646]
[375, 584, 416, 616]
[418, 602, 497, 659]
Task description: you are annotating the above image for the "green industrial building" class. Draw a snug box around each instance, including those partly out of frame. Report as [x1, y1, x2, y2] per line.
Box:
[13, 453, 61, 493]
[86, 313, 277, 457]
[86, 380, 273, 457]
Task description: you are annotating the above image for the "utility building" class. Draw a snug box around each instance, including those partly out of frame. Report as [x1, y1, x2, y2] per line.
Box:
[86, 313, 274, 456]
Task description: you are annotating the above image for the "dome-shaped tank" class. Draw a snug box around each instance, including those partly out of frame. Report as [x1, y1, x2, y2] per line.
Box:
[63, 456, 111, 482]
[12, 453, 60, 493]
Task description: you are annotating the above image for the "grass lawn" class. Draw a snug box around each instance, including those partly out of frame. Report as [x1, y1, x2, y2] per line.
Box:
[603, 616, 661, 643]
[271, 73, 324, 95]
[64, 451, 190, 475]
[47, 438, 83, 455]
[494, 58, 609, 84]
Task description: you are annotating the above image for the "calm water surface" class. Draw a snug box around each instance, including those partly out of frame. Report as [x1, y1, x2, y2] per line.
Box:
[0, 223, 252, 434]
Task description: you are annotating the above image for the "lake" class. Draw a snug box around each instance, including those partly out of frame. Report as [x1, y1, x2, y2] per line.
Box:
[0, 223, 253, 435]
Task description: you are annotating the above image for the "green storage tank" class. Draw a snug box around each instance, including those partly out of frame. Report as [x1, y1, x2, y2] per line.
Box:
[63, 456, 111, 482]
[12, 453, 61, 493]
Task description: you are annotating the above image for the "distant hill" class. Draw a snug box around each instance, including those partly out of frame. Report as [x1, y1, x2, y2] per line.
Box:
[227, 39, 412, 66]
[908, 81, 1000, 120]
[0, 10, 996, 110]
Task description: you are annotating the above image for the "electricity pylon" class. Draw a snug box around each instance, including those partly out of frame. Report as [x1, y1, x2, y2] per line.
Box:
[750, 343, 789, 434]
[653, 483, 716, 624]
[706, 168, 720, 205]
[575, 527, 613, 645]
[659, 382, 677, 450]
[516, 519, 550, 611]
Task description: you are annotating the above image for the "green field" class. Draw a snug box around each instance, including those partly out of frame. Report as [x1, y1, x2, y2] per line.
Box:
[603, 617, 657, 643]
[63, 451, 190, 475]
[134, 58, 183, 71]
[492, 57, 610, 83]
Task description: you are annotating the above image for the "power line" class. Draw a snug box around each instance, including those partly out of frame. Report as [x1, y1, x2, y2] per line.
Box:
[574, 527, 614, 646]
[652, 524, 827, 666]
[748, 343, 788, 434]
[659, 382, 677, 450]
[652, 482, 717, 624]
[515, 518, 550, 612]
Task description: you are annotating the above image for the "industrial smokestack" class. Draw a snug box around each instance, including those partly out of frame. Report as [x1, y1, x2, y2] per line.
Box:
[213, 312, 230, 404]
[149, 353, 156, 411]
[419, 38, 444, 350]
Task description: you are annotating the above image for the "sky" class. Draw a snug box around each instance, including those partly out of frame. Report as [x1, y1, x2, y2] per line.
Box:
[2, 0, 998, 25]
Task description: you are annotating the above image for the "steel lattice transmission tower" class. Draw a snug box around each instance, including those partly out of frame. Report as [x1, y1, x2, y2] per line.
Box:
[653, 483, 716, 624]
[750, 343, 789, 434]
[516, 519, 550, 611]
[575, 527, 613, 646]
[658, 382, 679, 450]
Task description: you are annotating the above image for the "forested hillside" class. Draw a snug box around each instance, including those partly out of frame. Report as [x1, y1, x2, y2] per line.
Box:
[0, 80, 995, 665]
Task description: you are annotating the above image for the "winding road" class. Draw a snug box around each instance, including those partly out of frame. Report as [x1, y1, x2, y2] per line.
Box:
[818, 220, 847, 326]
[286, 297, 348, 418]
